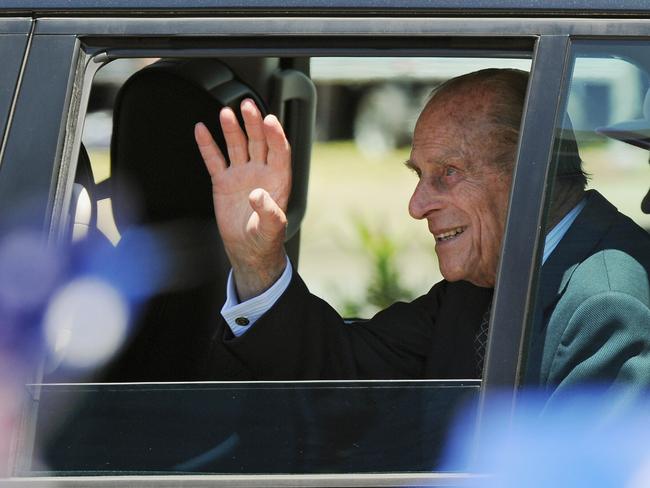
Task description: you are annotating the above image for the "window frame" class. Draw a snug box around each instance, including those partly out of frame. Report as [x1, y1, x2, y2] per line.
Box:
[0, 18, 34, 224]
[0, 18, 31, 153]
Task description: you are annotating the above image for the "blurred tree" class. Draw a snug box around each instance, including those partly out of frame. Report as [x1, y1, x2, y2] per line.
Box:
[340, 217, 415, 317]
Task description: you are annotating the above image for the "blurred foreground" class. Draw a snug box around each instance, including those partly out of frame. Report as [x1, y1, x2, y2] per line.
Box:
[444, 388, 650, 487]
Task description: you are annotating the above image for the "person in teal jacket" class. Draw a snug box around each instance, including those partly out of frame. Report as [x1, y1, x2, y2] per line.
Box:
[524, 104, 650, 400]
[526, 189, 650, 398]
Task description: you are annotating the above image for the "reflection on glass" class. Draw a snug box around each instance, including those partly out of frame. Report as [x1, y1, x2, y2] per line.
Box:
[526, 41, 650, 405]
[23, 381, 478, 475]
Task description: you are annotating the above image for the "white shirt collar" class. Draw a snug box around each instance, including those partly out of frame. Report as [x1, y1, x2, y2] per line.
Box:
[542, 198, 587, 264]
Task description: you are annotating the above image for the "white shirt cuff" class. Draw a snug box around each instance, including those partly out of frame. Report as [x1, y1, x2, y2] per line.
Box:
[221, 256, 293, 337]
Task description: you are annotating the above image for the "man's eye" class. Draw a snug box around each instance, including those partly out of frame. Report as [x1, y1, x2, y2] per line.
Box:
[445, 166, 458, 177]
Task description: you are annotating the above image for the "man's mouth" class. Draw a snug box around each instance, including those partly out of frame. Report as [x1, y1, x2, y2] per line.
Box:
[434, 226, 466, 242]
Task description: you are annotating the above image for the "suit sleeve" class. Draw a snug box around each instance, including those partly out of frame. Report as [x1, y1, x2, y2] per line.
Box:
[208, 271, 445, 380]
[546, 291, 650, 404]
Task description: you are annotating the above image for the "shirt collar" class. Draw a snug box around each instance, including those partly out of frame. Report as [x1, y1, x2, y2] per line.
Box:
[542, 198, 587, 265]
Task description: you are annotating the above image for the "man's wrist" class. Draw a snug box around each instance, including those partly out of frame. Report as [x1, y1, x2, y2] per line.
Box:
[231, 251, 288, 301]
[222, 256, 293, 337]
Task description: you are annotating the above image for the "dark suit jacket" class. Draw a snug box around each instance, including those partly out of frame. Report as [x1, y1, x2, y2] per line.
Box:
[208, 278, 492, 380]
[208, 190, 650, 388]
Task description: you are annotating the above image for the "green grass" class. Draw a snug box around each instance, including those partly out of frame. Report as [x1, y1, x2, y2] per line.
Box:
[299, 141, 439, 313]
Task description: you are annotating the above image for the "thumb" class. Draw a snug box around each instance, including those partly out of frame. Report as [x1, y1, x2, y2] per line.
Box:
[249, 188, 288, 238]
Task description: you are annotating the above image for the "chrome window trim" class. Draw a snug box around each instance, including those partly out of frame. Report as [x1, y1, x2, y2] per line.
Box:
[6, 0, 650, 16]
[1, 472, 489, 487]
[0, 19, 33, 170]
[34, 16, 650, 36]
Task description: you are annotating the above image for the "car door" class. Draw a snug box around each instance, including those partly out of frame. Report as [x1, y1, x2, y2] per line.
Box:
[0, 17, 35, 476]
[0, 18, 34, 230]
[1, 11, 577, 487]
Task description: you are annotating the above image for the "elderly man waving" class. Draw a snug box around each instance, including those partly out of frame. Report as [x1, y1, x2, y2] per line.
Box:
[194, 68, 650, 390]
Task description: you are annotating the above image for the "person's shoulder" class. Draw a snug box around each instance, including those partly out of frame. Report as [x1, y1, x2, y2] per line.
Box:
[567, 247, 650, 307]
[421, 280, 493, 311]
[563, 192, 650, 304]
[607, 205, 650, 250]
[424, 279, 492, 297]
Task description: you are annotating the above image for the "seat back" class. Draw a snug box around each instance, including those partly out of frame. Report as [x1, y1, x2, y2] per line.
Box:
[105, 59, 261, 380]
[111, 59, 266, 229]
[102, 58, 315, 380]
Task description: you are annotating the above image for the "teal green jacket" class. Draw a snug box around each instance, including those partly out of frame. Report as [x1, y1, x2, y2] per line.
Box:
[527, 190, 650, 398]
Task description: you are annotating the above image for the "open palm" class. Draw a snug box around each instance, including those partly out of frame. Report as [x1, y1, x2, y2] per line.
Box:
[195, 99, 291, 298]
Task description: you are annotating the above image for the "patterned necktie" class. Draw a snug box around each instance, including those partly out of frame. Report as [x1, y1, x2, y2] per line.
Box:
[474, 305, 491, 377]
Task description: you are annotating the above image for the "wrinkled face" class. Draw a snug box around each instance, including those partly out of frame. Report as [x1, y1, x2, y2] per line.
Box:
[407, 88, 514, 288]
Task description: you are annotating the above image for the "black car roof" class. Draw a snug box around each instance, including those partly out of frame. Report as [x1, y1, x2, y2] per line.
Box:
[0, 0, 649, 17]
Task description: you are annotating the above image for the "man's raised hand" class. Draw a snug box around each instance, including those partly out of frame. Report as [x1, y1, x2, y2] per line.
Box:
[194, 98, 291, 300]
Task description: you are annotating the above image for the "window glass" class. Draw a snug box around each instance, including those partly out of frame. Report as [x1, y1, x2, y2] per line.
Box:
[27, 380, 479, 474]
[527, 41, 650, 397]
[83, 56, 533, 318]
[17, 51, 532, 476]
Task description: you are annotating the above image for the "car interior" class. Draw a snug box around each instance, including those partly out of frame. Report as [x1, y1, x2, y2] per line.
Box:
[35, 53, 486, 475]
[60, 57, 316, 383]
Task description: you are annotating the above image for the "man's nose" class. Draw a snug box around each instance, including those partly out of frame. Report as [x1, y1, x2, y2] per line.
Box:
[408, 181, 441, 220]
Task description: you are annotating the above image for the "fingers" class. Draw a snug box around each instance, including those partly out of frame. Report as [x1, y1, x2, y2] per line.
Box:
[207, 99, 290, 170]
[249, 188, 288, 238]
[220, 107, 249, 165]
[241, 99, 268, 163]
[194, 122, 226, 177]
[263, 114, 291, 169]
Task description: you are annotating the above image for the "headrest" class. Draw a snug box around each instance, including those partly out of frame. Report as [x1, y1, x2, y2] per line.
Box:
[110, 59, 266, 230]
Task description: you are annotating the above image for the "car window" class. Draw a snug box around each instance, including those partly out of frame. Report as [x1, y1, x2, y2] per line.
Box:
[81, 56, 532, 318]
[527, 41, 650, 397]
[28, 380, 480, 474]
[11, 43, 535, 477]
